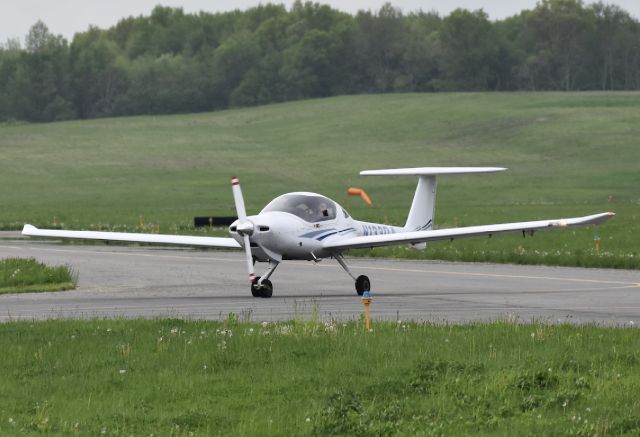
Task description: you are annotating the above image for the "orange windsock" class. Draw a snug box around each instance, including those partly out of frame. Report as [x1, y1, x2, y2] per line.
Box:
[347, 188, 372, 205]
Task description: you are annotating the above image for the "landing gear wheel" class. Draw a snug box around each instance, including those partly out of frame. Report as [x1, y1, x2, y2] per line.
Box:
[250, 277, 273, 298]
[355, 275, 370, 296]
[260, 279, 273, 298]
[251, 277, 261, 297]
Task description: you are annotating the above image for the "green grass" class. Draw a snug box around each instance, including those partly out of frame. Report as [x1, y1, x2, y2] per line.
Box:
[0, 258, 76, 294]
[0, 318, 639, 435]
[1, 92, 638, 268]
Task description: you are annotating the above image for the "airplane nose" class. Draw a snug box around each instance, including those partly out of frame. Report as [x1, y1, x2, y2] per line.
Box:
[236, 220, 255, 236]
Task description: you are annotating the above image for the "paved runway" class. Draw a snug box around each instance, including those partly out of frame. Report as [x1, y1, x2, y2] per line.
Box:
[1, 240, 639, 325]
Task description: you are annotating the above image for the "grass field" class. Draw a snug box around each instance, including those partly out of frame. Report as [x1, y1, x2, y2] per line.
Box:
[0, 318, 639, 435]
[1, 92, 638, 268]
[0, 258, 76, 294]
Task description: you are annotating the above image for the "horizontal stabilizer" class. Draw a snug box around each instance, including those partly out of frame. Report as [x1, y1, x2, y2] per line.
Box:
[360, 167, 507, 176]
[22, 224, 242, 248]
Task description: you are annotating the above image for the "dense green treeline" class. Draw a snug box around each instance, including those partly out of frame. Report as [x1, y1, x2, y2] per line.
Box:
[1, 0, 639, 122]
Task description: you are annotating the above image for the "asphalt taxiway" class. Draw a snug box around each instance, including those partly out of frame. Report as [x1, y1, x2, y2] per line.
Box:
[1, 240, 639, 325]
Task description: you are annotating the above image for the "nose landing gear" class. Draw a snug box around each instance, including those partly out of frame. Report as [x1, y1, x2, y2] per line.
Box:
[251, 277, 273, 298]
[250, 260, 278, 298]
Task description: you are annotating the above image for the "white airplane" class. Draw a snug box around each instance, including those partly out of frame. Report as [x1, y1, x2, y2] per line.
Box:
[22, 167, 614, 298]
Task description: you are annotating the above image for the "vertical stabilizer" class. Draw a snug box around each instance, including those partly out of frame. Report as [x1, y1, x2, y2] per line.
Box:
[405, 176, 436, 231]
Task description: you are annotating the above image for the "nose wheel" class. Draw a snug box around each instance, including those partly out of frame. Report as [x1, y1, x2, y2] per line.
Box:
[250, 260, 278, 298]
[251, 277, 273, 298]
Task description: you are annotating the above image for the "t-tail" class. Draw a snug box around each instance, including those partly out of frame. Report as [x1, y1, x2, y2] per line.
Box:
[360, 167, 507, 248]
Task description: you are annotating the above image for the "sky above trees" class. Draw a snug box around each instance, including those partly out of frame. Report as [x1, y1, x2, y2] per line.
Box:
[2, 0, 640, 43]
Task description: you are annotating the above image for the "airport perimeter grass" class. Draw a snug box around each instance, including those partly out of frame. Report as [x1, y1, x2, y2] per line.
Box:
[1, 92, 638, 268]
[0, 318, 639, 436]
[0, 258, 76, 294]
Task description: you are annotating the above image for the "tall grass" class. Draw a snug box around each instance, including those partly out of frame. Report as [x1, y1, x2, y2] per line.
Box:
[0, 257, 76, 293]
[0, 318, 638, 435]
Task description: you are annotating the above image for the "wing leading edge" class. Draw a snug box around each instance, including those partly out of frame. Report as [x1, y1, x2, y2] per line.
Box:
[22, 224, 241, 248]
[323, 212, 615, 251]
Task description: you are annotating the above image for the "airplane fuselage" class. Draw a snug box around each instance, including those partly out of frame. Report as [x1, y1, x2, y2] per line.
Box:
[229, 192, 402, 262]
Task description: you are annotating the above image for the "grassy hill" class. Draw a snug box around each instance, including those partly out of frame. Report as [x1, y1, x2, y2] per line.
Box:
[1, 92, 638, 268]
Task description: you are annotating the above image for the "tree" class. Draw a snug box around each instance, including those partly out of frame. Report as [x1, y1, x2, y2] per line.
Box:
[70, 27, 126, 118]
[435, 9, 506, 90]
[114, 54, 208, 115]
[519, 0, 595, 90]
[19, 21, 75, 121]
[353, 3, 407, 92]
[208, 32, 261, 108]
[591, 3, 640, 90]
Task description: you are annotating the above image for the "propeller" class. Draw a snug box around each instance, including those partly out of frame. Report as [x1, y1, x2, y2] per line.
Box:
[231, 176, 256, 284]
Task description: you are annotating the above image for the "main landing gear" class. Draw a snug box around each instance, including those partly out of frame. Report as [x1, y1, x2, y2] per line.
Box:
[335, 253, 371, 296]
[250, 260, 278, 298]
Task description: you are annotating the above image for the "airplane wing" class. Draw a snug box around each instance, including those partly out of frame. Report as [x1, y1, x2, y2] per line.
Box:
[323, 212, 615, 251]
[22, 224, 242, 248]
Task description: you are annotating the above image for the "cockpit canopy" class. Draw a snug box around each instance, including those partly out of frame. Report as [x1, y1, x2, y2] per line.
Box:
[261, 193, 337, 223]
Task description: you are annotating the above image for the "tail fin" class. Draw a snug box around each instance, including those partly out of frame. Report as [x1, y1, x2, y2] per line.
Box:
[405, 176, 437, 232]
[360, 167, 507, 233]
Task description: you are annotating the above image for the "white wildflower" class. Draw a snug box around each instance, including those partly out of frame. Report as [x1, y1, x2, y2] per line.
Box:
[305, 417, 311, 423]
[262, 321, 269, 328]
[119, 369, 126, 374]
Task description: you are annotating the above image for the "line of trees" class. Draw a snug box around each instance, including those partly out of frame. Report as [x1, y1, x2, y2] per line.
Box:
[1, 0, 639, 122]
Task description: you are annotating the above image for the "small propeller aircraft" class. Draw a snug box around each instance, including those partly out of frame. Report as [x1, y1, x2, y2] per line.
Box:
[23, 167, 615, 298]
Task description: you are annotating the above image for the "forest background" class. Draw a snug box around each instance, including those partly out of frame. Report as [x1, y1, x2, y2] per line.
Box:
[1, 0, 639, 123]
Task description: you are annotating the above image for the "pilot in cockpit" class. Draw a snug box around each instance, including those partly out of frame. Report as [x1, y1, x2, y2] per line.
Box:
[318, 201, 334, 220]
[319, 202, 328, 218]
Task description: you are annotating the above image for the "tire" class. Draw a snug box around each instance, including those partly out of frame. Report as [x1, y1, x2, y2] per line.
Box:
[251, 276, 261, 297]
[355, 275, 370, 296]
[260, 279, 273, 298]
